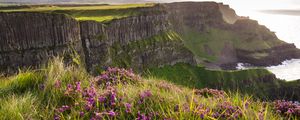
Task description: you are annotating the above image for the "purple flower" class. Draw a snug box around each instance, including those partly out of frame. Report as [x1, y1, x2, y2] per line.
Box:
[137, 112, 149, 120]
[95, 112, 102, 119]
[86, 97, 95, 106]
[57, 105, 70, 113]
[67, 84, 73, 91]
[75, 82, 81, 92]
[110, 92, 117, 106]
[65, 84, 73, 95]
[108, 110, 116, 117]
[54, 80, 61, 88]
[101, 74, 109, 80]
[54, 114, 60, 120]
[98, 96, 106, 103]
[200, 114, 204, 119]
[245, 101, 250, 109]
[95, 67, 140, 86]
[273, 100, 300, 117]
[39, 84, 45, 90]
[258, 112, 264, 120]
[140, 90, 152, 99]
[139, 90, 152, 104]
[125, 103, 132, 113]
[85, 104, 93, 111]
[79, 111, 84, 117]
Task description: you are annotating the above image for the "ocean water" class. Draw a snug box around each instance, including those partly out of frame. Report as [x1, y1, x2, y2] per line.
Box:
[237, 11, 300, 81]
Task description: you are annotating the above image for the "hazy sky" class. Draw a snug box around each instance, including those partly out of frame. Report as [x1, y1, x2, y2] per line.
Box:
[182, 0, 300, 15]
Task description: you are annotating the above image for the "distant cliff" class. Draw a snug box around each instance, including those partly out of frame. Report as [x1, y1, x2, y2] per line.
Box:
[163, 2, 300, 69]
[0, 2, 300, 73]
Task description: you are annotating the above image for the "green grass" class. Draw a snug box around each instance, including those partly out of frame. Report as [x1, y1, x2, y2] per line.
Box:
[144, 63, 286, 99]
[0, 4, 155, 22]
[0, 57, 294, 119]
[0, 93, 39, 120]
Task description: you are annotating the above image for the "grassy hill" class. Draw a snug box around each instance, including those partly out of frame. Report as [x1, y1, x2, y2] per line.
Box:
[0, 58, 298, 119]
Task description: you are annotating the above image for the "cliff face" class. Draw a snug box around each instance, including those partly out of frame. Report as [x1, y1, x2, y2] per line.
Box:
[165, 2, 226, 33]
[162, 2, 300, 69]
[0, 5, 196, 73]
[80, 13, 196, 72]
[0, 12, 83, 73]
[0, 2, 300, 74]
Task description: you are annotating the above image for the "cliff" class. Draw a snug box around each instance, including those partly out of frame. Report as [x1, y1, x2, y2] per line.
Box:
[80, 15, 195, 73]
[0, 2, 300, 73]
[0, 4, 197, 73]
[0, 12, 83, 73]
[162, 2, 300, 69]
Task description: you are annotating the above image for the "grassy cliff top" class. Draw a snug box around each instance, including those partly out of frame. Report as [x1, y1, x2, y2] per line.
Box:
[0, 3, 155, 22]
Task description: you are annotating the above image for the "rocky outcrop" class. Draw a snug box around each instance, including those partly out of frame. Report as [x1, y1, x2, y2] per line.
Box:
[218, 3, 239, 24]
[231, 19, 300, 67]
[0, 12, 83, 73]
[236, 44, 300, 66]
[165, 2, 227, 33]
[80, 15, 196, 72]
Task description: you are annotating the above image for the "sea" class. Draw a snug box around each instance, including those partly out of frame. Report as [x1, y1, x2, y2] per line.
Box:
[236, 10, 300, 81]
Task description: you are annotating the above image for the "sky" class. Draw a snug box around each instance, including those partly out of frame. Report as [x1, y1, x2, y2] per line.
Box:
[183, 0, 300, 15]
[151, 0, 300, 15]
[1, 0, 300, 15]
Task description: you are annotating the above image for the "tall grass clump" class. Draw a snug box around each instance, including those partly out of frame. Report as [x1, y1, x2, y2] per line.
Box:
[0, 93, 39, 120]
[0, 70, 44, 97]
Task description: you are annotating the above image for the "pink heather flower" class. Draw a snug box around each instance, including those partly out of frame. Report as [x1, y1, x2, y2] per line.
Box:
[274, 100, 300, 117]
[85, 104, 93, 111]
[125, 103, 132, 113]
[245, 101, 250, 109]
[137, 112, 149, 120]
[98, 96, 106, 103]
[108, 110, 116, 117]
[110, 92, 117, 106]
[101, 74, 109, 80]
[140, 90, 152, 99]
[54, 80, 61, 88]
[54, 114, 60, 120]
[79, 111, 84, 117]
[84, 85, 96, 98]
[57, 105, 70, 113]
[75, 82, 81, 92]
[86, 97, 95, 105]
[65, 84, 74, 95]
[200, 114, 204, 119]
[67, 84, 73, 90]
[95, 112, 102, 119]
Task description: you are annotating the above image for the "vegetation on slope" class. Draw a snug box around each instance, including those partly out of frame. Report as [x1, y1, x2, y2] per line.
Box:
[0, 4, 154, 22]
[109, 30, 183, 68]
[181, 28, 286, 62]
[144, 63, 300, 100]
[0, 58, 299, 119]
